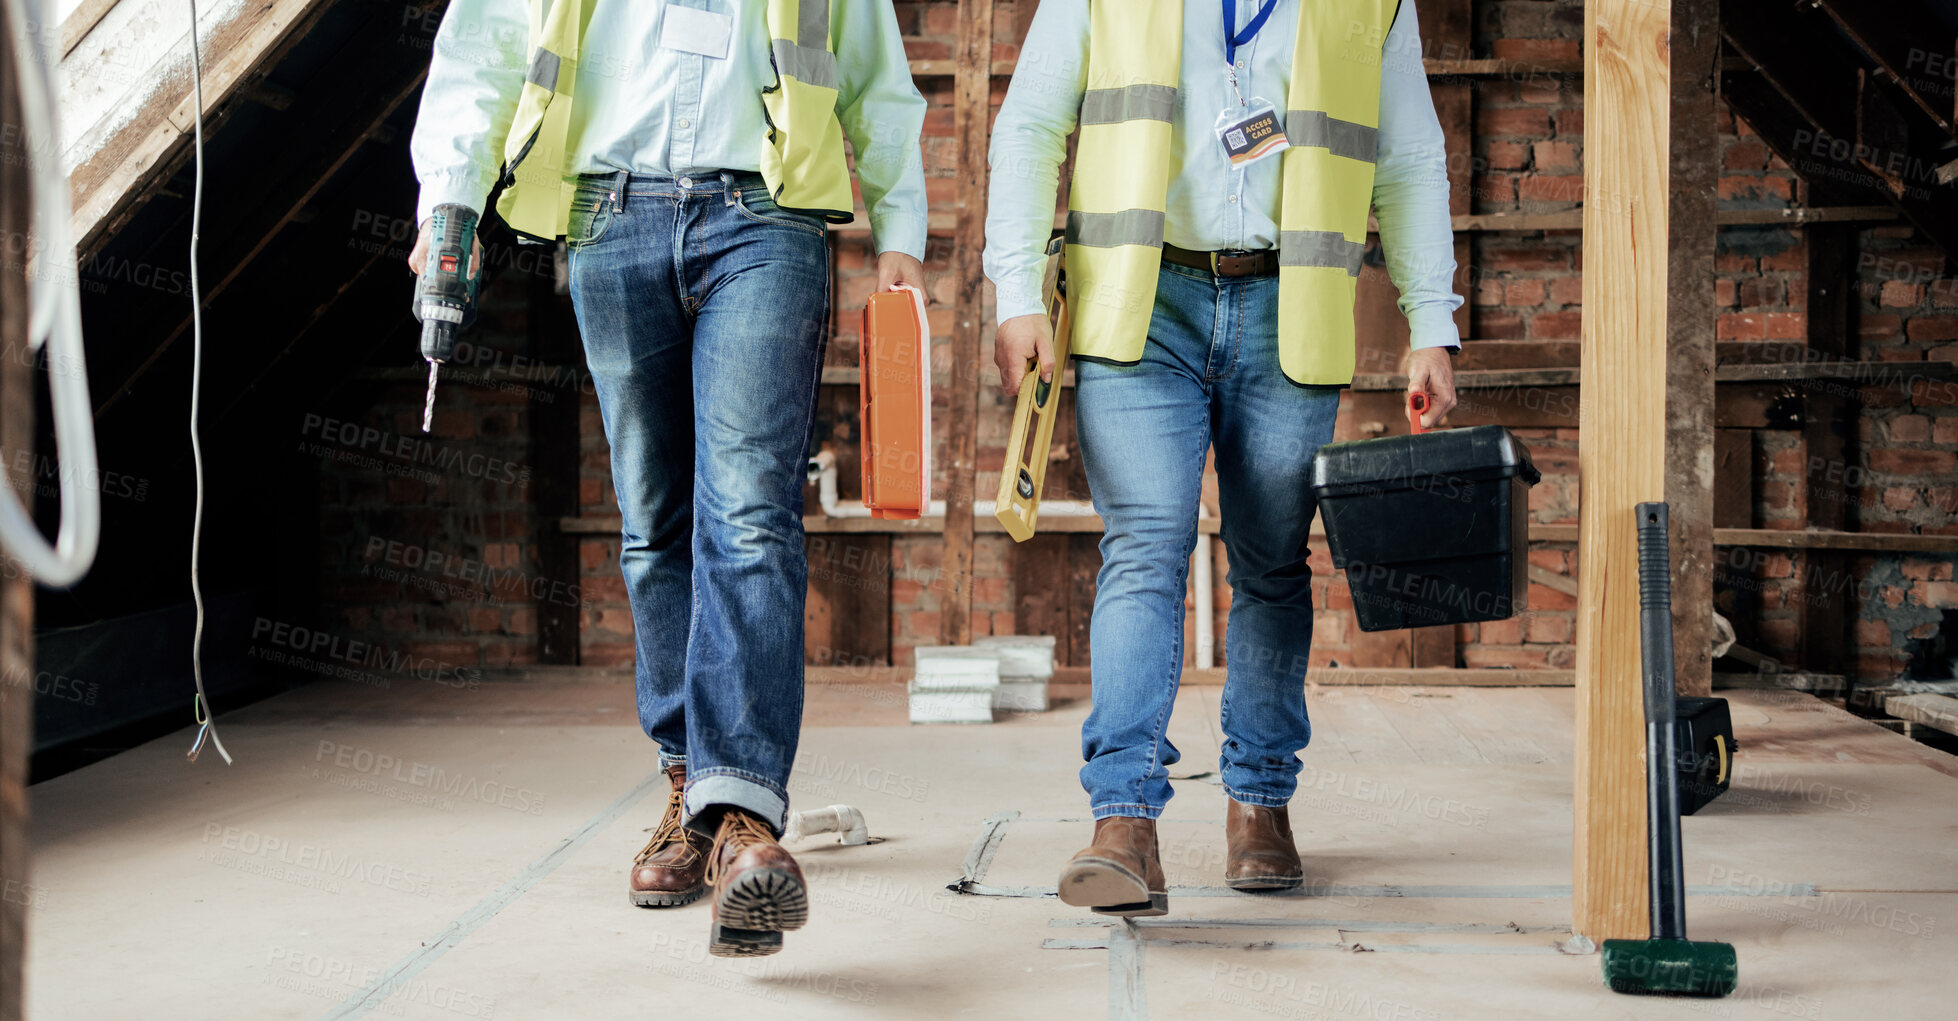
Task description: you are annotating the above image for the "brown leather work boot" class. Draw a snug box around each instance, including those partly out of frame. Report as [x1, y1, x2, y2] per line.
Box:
[1057, 816, 1168, 916]
[704, 808, 808, 957]
[1225, 798, 1304, 891]
[628, 765, 710, 907]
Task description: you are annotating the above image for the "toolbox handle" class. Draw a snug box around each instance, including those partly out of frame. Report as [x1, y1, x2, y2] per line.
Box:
[1407, 392, 1430, 435]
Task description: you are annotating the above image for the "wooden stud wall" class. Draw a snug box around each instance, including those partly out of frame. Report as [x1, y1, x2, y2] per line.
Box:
[1574, 0, 1673, 942]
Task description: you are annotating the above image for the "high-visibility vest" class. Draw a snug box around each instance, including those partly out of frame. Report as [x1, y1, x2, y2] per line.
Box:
[1063, 0, 1402, 387]
[494, 0, 855, 241]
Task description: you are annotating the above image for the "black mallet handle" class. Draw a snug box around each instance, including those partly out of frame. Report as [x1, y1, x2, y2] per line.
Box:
[1637, 501, 1688, 941]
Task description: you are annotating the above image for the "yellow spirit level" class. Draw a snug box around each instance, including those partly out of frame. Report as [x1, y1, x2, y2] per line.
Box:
[993, 253, 1073, 543]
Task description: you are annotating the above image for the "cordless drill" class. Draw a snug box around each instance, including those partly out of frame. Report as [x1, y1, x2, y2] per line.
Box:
[411, 203, 481, 432]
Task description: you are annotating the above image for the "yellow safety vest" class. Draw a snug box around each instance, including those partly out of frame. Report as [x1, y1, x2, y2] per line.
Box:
[495, 0, 855, 241]
[1064, 0, 1402, 387]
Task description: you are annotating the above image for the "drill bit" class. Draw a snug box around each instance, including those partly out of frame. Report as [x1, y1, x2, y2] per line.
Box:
[422, 360, 440, 433]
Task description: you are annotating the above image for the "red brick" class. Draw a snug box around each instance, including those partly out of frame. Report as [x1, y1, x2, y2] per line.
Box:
[1914, 581, 1958, 608]
[1479, 617, 1524, 644]
[1525, 613, 1572, 644]
[1736, 278, 1781, 308]
[1882, 487, 1920, 511]
[1901, 558, 1955, 581]
[1761, 313, 1805, 340]
[1859, 313, 1904, 343]
[1715, 279, 1736, 307]
[1504, 279, 1547, 307]
[1717, 314, 1765, 341]
[1482, 108, 1553, 136]
[1532, 141, 1580, 174]
[1485, 140, 1530, 171]
[1549, 277, 1584, 306]
[1519, 174, 1584, 204]
[1888, 415, 1931, 442]
[1869, 448, 1957, 474]
[1907, 316, 1958, 343]
[1463, 645, 1550, 669]
[1473, 309, 1527, 340]
[1723, 141, 1767, 170]
[1531, 310, 1583, 339]
[1882, 280, 1925, 307]
[1934, 417, 1958, 444]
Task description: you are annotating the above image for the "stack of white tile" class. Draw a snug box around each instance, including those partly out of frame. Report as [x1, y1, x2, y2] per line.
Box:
[976, 635, 1055, 713]
[908, 646, 1000, 724]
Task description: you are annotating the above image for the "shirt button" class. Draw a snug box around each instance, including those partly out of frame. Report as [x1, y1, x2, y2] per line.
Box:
[1228, 195, 1238, 203]
[679, 118, 692, 129]
[679, 176, 693, 188]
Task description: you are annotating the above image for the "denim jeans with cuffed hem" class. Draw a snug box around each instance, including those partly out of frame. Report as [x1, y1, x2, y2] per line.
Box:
[566, 170, 827, 836]
[1074, 262, 1341, 820]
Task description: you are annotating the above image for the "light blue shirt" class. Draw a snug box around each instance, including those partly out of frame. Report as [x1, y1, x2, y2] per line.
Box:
[984, 0, 1463, 349]
[412, 0, 929, 258]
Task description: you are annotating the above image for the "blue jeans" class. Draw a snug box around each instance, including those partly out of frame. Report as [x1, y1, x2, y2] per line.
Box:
[1074, 262, 1341, 819]
[566, 170, 829, 834]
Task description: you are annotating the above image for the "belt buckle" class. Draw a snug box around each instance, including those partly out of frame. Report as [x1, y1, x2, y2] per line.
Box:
[1209, 251, 1224, 276]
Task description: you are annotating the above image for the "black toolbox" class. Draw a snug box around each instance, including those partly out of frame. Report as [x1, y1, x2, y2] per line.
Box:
[1674, 696, 1736, 815]
[1311, 422, 1541, 632]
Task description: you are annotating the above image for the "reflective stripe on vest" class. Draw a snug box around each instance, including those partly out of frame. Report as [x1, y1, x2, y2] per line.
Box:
[1065, 0, 1400, 387]
[496, 0, 593, 241]
[495, 0, 856, 240]
[761, 0, 853, 220]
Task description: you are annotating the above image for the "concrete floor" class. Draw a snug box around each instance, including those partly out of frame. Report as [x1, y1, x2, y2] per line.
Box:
[23, 678, 1958, 1020]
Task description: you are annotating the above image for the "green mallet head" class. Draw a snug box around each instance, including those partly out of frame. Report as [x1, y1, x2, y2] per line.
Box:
[1600, 937, 1738, 997]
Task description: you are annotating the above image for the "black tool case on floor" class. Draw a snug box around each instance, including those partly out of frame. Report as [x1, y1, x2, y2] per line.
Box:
[1311, 425, 1541, 632]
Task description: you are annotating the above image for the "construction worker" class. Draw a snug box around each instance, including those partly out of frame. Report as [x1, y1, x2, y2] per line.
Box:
[408, 0, 926, 957]
[984, 0, 1461, 916]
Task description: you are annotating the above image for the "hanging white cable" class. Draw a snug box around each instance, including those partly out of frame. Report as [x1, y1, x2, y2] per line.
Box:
[183, 0, 229, 765]
[0, 0, 101, 587]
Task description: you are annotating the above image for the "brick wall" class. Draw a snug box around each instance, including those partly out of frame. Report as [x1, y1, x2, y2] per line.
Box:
[314, 0, 1956, 687]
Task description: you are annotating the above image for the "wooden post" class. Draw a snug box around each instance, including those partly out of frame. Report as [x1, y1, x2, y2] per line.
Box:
[1667, 0, 1720, 698]
[939, 0, 993, 647]
[1, 40, 34, 1021]
[529, 264, 582, 664]
[1412, 0, 1474, 671]
[1800, 224, 1855, 678]
[1574, 0, 1671, 942]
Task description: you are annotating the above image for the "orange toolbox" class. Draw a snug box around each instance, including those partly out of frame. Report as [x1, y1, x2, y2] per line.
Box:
[859, 285, 932, 519]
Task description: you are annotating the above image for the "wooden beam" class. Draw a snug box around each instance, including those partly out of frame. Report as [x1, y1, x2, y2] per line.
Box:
[94, 47, 430, 419]
[1410, 0, 1475, 670]
[0, 44, 30, 1021]
[1668, 0, 1720, 699]
[1574, 0, 1670, 943]
[529, 267, 583, 664]
[1883, 694, 1958, 738]
[939, 0, 993, 647]
[67, 0, 337, 255]
[1800, 223, 1856, 684]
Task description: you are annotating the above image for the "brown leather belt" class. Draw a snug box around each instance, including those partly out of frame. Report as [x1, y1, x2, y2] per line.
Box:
[1162, 243, 1279, 278]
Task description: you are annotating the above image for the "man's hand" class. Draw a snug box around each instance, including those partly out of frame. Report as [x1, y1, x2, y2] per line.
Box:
[1407, 347, 1458, 430]
[406, 217, 483, 278]
[876, 252, 926, 294]
[994, 313, 1055, 395]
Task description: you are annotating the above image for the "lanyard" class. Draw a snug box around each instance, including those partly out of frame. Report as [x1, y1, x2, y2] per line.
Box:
[1223, 0, 1280, 67]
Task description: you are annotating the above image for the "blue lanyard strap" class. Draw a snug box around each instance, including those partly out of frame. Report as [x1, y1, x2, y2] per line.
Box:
[1223, 0, 1280, 67]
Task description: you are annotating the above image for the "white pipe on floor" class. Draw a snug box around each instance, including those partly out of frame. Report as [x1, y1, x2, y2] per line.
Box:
[784, 804, 870, 846]
[806, 450, 1097, 520]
